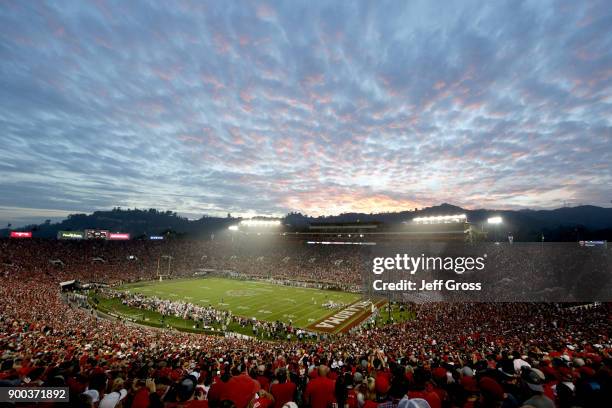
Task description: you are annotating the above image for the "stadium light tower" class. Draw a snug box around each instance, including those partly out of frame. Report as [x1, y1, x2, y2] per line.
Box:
[239, 219, 281, 227]
[487, 216, 502, 224]
[412, 214, 467, 224]
[487, 216, 503, 242]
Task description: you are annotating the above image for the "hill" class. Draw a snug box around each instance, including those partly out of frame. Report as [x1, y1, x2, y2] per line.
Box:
[1, 204, 611, 241]
[0, 208, 235, 239]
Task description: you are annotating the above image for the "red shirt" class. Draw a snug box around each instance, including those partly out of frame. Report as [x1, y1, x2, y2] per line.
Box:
[257, 375, 271, 391]
[221, 374, 261, 408]
[166, 401, 209, 408]
[432, 387, 448, 405]
[363, 400, 378, 408]
[346, 389, 358, 408]
[208, 380, 230, 405]
[131, 387, 151, 408]
[408, 390, 441, 408]
[304, 376, 336, 408]
[270, 381, 297, 408]
[183, 400, 209, 408]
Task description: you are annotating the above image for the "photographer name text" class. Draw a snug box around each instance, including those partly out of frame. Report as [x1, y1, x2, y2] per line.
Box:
[373, 279, 482, 291]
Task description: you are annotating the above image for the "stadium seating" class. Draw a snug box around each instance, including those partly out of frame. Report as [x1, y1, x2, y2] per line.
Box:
[0, 239, 610, 407]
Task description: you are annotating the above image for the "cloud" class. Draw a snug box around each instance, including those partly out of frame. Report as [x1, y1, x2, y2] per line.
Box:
[0, 0, 610, 225]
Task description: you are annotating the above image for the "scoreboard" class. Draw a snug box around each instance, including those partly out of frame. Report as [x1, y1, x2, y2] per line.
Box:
[61, 230, 131, 240]
[84, 229, 110, 239]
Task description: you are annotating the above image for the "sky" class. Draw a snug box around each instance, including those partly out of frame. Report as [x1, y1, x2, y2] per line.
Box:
[0, 0, 611, 226]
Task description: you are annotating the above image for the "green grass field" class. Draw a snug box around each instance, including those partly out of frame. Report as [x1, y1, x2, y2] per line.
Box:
[117, 277, 363, 328]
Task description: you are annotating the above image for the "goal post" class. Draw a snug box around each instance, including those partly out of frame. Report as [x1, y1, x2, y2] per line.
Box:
[157, 255, 174, 281]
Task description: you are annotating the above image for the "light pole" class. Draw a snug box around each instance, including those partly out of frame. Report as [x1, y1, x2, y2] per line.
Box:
[160, 255, 173, 279]
[228, 225, 239, 243]
[487, 216, 502, 243]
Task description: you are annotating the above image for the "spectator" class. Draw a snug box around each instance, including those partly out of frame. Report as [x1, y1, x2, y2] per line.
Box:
[304, 366, 336, 408]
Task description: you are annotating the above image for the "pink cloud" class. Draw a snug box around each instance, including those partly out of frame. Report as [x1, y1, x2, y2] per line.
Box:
[256, 3, 276, 20]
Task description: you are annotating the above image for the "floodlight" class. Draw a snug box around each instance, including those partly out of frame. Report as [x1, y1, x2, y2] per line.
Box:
[487, 216, 502, 224]
[413, 214, 467, 224]
[239, 219, 281, 227]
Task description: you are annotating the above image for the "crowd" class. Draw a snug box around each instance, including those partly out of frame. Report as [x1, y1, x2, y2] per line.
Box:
[2, 239, 608, 299]
[99, 289, 300, 340]
[0, 239, 611, 407]
[198, 240, 365, 290]
[0, 238, 365, 288]
[102, 290, 233, 328]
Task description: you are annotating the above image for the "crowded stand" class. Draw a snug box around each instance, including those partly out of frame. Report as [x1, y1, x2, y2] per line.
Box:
[0, 239, 365, 288]
[1, 238, 611, 407]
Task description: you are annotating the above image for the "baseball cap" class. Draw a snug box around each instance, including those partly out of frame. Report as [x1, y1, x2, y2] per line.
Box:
[513, 358, 531, 373]
[461, 376, 479, 393]
[82, 389, 99, 404]
[99, 389, 128, 408]
[461, 366, 474, 377]
[479, 377, 504, 401]
[521, 368, 545, 392]
[432, 367, 447, 381]
[398, 397, 432, 408]
[177, 376, 197, 401]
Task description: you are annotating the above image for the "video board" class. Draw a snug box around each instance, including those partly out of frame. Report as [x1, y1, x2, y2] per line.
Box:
[84, 229, 110, 239]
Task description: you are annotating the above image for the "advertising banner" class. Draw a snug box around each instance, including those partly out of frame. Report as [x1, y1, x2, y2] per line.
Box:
[57, 231, 84, 240]
[10, 231, 32, 238]
[108, 233, 130, 240]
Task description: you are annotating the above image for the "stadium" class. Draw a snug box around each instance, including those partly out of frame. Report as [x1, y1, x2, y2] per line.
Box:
[1, 212, 610, 408]
[1, 1, 612, 407]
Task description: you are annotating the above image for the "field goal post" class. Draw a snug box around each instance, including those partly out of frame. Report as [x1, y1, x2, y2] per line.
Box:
[157, 254, 174, 281]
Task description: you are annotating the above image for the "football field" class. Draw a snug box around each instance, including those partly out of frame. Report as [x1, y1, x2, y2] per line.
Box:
[118, 277, 363, 329]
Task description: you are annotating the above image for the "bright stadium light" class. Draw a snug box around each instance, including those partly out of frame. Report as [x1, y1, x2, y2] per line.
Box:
[487, 216, 503, 242]
[228, 225, 239, 231]
[487, 216, 502, 224]
[413, 214, 467, 224]
[239, 219, 281, 227]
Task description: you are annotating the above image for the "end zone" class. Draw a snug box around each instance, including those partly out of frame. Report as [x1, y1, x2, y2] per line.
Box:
[307, 299, 387, 334]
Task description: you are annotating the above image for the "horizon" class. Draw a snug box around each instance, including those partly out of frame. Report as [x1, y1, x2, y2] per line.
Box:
[1, 1, 611, 226]
[3, 202, 612, 229]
